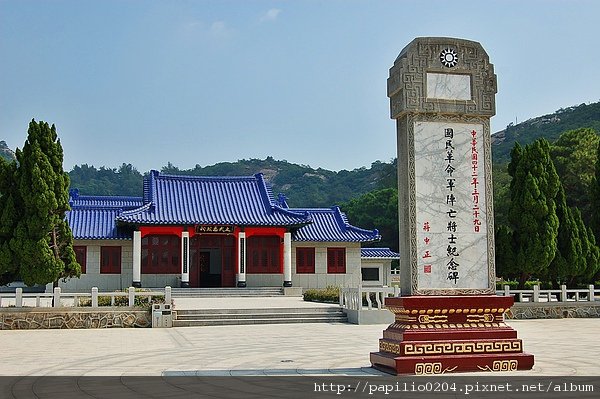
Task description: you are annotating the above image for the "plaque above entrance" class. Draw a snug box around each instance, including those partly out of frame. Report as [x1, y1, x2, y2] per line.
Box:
[195, 225, 234, 234]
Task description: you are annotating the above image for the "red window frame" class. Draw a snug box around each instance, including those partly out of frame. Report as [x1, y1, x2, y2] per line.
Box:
[74, 246, 87, 274]
[296, 247, 315, 274]
[246, 236, 281, 273]
[141, 235, 181, 274]
[327, 247, 346, 274]
[100, 246, 121, 274]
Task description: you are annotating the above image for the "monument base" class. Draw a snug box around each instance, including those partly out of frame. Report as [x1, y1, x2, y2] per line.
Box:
[370, 295, 534, 375]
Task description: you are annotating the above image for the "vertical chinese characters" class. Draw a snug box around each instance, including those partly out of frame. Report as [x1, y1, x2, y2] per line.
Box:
[471, 130, 481, 233]
[422, 221, 432, 273]
[445, 128, 460, 284]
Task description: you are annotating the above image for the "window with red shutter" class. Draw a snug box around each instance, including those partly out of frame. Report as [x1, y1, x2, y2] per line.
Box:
[246, 236, 281, 273]
[100, 246, 121, 274]
[296, 247, 315, 274]
[327, 247, 346, 274]
[141, 235, 181, 274]
[74, 246, 87, 274]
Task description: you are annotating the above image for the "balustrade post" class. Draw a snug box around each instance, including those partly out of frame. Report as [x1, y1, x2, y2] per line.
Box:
[53, 287, 61, 308]
[589, 285, 595, 302]
[92, 287, 98, 307]
[165, 286, 172, 305]
[532, 285, 540, 302]
[128, 287, 135, 307]
[503, 284, 510, 297]
[560, 285, 567, 302]
[15, 287, 23, 308]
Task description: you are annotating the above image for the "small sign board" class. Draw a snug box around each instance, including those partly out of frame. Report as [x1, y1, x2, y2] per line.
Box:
[195, 225, 235, 234]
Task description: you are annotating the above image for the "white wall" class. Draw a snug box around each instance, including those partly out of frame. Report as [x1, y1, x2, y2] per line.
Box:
[59, 240, 132, 292]
[290, 242, 362, 290]
[360, 259, 394, 286]
[62, 239, 369, 291]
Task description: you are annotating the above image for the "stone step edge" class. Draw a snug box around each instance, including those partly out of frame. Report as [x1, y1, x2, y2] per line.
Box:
[172, 318, 348, 326]
[176, 314, 344, 320]
[174, 306, 343, 315]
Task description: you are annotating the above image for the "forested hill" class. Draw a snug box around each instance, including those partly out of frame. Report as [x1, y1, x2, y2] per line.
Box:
[491, 101, 600, 163]
[3, 100, 598, 207]
[0, 141, 16, 162]
[68, 158, 397, 208]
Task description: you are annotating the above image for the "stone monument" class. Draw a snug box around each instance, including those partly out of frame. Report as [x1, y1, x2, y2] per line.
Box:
[370, 37, 534, 374]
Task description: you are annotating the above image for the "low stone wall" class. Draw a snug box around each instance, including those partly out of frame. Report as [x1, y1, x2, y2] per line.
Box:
[505, 302, 600, 319]
[0, 308, 151, 329]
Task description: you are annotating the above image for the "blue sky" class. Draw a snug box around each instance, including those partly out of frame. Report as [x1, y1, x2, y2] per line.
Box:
[1, 0, 599, 173]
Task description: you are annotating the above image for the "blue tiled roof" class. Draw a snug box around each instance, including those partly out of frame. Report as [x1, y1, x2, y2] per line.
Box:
[66, 173, 385, 243]
[291, 207, 380, 243]
[116, 171, 310, 226]
[361, 247, 400, 259]
[67, 194, 143, 240]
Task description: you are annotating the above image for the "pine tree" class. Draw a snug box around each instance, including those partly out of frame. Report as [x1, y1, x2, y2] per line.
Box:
[583, 226, 600, 282]
[591, 140, 600, 243]
[10, 120, 80, 285]
[546, 185, 582, 287]
[0, 158, 21, 285]
[494, 224, 514, 280]
[507, 138, 560, 288]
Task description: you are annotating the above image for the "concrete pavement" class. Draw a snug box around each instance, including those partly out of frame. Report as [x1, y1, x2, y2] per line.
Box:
[0, 318, 598, 376]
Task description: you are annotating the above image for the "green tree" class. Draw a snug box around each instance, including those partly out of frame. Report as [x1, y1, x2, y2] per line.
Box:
[546, 185, 583, 287]
[494, 224, 514, 280]
[8, 120, 80, 286]
[341, 188, 398, 252]
[0, 158, 21, 285]
[591, 140, 600, 243]
[505, 139, 560, 288]
[574, 209, 600, 284]
[492, 163, 511, 228]
[550, 128, 599, 222]
[584, 227, 600, 282]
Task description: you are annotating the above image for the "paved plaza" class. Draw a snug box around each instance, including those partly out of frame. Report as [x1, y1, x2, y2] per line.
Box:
[0, 316, 598, 376]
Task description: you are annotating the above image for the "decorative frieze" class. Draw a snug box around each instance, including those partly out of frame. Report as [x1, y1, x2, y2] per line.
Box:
[0, 309, 151, 329]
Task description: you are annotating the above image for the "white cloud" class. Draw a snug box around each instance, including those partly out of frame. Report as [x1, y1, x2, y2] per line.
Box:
[209, 21, 232, 38]
[260, 8, 281, 23]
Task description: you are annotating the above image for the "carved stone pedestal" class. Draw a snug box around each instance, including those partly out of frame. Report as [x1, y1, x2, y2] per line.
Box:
[370, 295, 534, 375]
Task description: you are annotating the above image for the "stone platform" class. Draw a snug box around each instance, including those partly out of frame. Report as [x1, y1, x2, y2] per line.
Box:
[370, 295, 534, 374]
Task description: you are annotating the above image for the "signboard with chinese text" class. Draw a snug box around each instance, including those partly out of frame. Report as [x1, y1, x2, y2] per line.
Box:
[414, 121, 489, 291]
[195, 225, 235, 234]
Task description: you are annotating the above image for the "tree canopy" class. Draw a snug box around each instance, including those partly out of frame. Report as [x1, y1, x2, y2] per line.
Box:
[0, 120, 79, 286]
[341, 188, 399, 252]
[550, 128, 599, 221]
[498, 139, 560, 287]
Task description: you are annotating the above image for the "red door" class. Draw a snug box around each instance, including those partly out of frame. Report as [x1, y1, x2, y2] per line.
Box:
[221, 236, 236, 287]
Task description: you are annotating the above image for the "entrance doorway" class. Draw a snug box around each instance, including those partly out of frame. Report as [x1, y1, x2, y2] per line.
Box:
[189, 235, 236, 287]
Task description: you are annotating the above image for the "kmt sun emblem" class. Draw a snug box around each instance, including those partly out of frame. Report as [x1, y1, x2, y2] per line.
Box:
[440, 48, 459, 68]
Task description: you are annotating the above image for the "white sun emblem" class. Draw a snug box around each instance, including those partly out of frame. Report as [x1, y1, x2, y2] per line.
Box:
[440, 48, 459, 68]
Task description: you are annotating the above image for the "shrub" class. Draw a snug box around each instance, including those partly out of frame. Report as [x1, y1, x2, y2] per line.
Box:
[303, 286, 339, 303]
[78, 289, 165, 308]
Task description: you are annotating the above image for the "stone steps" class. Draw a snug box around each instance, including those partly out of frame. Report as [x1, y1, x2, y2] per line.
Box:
[170, 288, 284, 298]
[173, 307, 347, 327]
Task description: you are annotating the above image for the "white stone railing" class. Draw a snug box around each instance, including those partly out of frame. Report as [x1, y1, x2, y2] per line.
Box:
[496, 284, 598, 303]
[340, 286, 401, 311]
[0, 286, 171, 308]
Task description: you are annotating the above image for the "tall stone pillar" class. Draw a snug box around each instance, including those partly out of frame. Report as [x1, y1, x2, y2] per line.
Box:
[370, 37, 534, 374]
[132, 231, 142, 288]
[237, 232, 247, 288]
[283, 232, 292, 287]
[181, 231, 190, 288]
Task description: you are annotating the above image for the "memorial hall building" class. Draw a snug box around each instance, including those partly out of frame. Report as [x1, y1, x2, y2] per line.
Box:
[62, 170, 398, 292]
